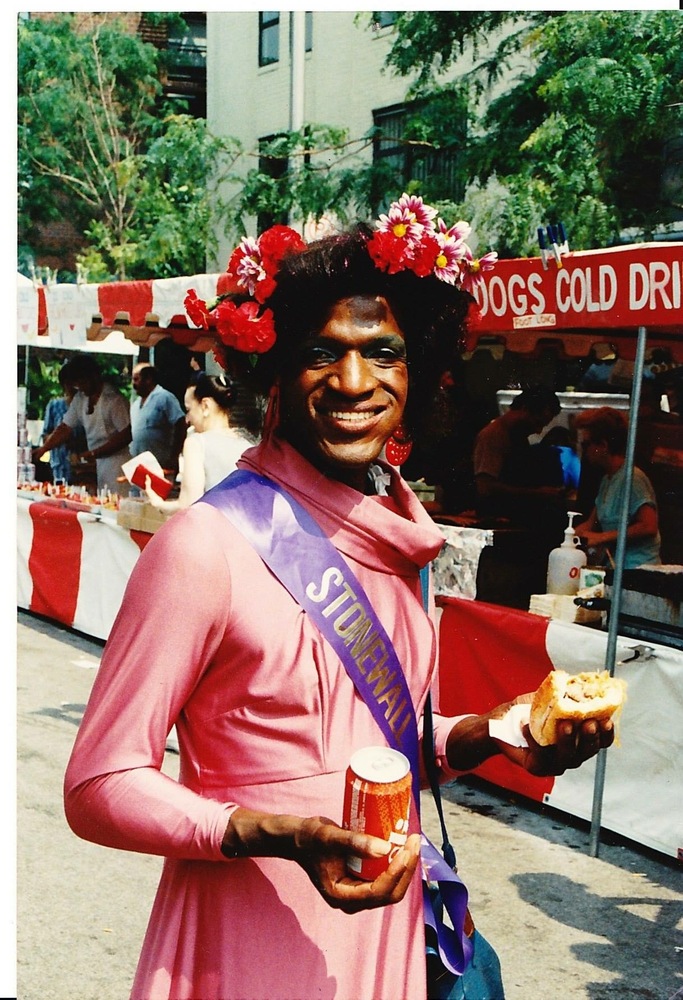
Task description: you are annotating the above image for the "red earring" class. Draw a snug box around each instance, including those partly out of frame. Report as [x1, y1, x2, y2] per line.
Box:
[385, 423, 413, 466]
[262, 383, 280, 436]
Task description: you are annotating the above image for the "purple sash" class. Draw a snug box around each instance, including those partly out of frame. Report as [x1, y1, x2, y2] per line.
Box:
[201, 468, 472, 975]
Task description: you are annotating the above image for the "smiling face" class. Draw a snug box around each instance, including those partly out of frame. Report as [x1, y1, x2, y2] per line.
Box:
[278, 295, 409, 491]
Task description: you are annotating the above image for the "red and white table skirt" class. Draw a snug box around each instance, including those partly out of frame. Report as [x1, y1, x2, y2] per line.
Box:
[17, 496, 152, 642]
[437, 598, 683, 860]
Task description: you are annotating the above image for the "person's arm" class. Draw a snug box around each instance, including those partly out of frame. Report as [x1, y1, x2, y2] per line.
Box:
[82, 425, 132, 463]
[89, 389, 133, 461]
[33, 421, 72, 460]
[443, 694, 614, 777]
[574, 506, 599, 545]
[575, 502, 658, 551]
[145, 432, 205, 512]
[219, 807, 420, 913]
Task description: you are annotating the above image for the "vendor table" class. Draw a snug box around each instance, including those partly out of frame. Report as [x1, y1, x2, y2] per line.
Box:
[437, 597, 683, 860]
[17, 495, 152, 641]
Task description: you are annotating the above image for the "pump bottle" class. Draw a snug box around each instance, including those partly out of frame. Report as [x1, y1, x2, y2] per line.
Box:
[546, 511, 587, 595]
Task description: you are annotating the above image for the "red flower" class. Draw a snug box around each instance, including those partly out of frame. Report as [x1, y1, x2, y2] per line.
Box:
[366, 231, 414, 274]
[408, 235, 440, 278]
[214, 299, 276, 354]
[254, 273, 277, 305]
[184, 289, 211, 329]
[258, 225, 307, 277]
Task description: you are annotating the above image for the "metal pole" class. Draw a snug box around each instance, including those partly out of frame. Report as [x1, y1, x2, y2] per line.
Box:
[588, 325, 648, 857]
[290, 12, 305, 133]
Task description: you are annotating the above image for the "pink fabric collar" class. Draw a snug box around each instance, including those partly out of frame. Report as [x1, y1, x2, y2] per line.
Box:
[238, 433, 444, 577]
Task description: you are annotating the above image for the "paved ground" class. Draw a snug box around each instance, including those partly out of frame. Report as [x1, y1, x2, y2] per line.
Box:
[14, 609, 683, 1000]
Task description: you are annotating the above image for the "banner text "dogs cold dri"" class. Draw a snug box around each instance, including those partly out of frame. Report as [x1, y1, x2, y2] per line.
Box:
[469, 243, 682, 333]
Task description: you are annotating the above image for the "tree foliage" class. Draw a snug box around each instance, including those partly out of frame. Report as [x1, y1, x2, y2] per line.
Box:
[18, 14, 241, 281]
[381, 11, 683, 254]
[20, 12, 682, 278]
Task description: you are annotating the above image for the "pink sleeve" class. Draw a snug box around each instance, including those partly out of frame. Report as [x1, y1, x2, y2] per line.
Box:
[431, 712, 478, 782]
[64, 506, 238, 862]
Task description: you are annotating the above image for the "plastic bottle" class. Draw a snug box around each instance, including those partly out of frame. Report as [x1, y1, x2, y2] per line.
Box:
[546, 511, 587, 595]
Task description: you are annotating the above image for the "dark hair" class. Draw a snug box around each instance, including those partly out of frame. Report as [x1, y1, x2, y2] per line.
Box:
[190, 371, 236, 412]
[511, 386, 561, 418]
[136, 364, 158, 384]
[64, 354, 102, 382]
[255, 226, 471, 438]
[574, 406, 628, 455]
[58, 359, 79, 389]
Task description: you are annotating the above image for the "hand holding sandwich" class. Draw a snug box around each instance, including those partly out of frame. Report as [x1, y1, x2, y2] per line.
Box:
[499, 695, 615, 777]
[445, 670, 624, 777]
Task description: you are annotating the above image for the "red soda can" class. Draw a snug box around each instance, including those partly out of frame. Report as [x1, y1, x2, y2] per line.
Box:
[342, 746, 412, 880]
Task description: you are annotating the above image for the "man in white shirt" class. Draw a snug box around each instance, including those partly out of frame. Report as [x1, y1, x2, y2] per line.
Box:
[34, 354, 132, 495]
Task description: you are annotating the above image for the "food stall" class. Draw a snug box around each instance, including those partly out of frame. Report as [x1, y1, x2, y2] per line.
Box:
[433, 240, 682, 859]
[436, 598, 682, 860]
[16, 244, 683, 857]
[16, 271, 224, 638]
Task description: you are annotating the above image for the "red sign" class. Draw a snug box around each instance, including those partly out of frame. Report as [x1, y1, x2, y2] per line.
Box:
[468, 242, 683, 335]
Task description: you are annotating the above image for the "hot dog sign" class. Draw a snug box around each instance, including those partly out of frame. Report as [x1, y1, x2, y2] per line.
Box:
[469, 242, 682, 333]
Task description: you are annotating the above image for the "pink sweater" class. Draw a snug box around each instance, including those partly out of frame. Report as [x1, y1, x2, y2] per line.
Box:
[64, 433, 467, 1000]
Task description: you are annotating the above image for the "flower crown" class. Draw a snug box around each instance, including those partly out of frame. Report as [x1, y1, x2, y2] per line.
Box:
[183, 194, 497, 356]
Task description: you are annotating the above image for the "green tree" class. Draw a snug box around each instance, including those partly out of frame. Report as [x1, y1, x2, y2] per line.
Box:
[381, 11, 683, 254]
[18, 14, 241, 281]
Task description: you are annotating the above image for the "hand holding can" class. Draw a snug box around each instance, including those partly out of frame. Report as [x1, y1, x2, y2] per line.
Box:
[342, 746, 412, 881]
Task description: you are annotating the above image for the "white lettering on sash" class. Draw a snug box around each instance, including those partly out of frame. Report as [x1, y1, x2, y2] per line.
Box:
[305, 565, 411, 745]
[306, 567, 344, 604]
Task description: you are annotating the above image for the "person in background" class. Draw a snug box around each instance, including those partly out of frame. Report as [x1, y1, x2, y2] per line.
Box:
[538, 425, 581, 494]
[144, 372, 253, 512]
[40, 360, 81, 484]
[130, 362, 186, 477]
[473, 385, 565, 525]
[659, 367, 683, 423]
[34, 354, 132, 495]
[63, 211, 613, 1000]
[577, 344, 619, 392]
[574, 407, 661, 569]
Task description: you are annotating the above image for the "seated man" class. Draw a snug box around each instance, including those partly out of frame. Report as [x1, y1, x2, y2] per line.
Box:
[574, 407, 661, 569]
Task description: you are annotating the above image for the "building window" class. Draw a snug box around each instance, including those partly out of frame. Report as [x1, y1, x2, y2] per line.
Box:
[373, 13, 397, 30]
[138, 13, 207, 118]
[305, 11, 313, 53]
[163, 13, 207, 118]
[373, 100, 466, 205]
[259, 11, 280, 67]
[257, 136, 289, 233]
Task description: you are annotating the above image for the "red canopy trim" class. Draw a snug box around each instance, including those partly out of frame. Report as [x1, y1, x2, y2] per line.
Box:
[97, 280, 154, 328]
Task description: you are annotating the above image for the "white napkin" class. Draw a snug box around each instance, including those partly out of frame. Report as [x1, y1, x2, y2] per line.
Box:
[488, 704, 531, 748]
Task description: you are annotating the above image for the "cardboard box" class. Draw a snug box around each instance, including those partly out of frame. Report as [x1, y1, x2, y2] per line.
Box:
[117, 498, 173, 534]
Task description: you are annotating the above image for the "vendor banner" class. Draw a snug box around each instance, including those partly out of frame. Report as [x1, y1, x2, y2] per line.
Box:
[467, 242, 683, 337]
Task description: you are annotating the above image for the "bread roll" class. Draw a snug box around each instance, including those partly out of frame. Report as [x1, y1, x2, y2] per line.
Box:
[529, 669, 626, 746]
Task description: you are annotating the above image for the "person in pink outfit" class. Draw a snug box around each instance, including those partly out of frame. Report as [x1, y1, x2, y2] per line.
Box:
[64, 205, 615, 1000]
